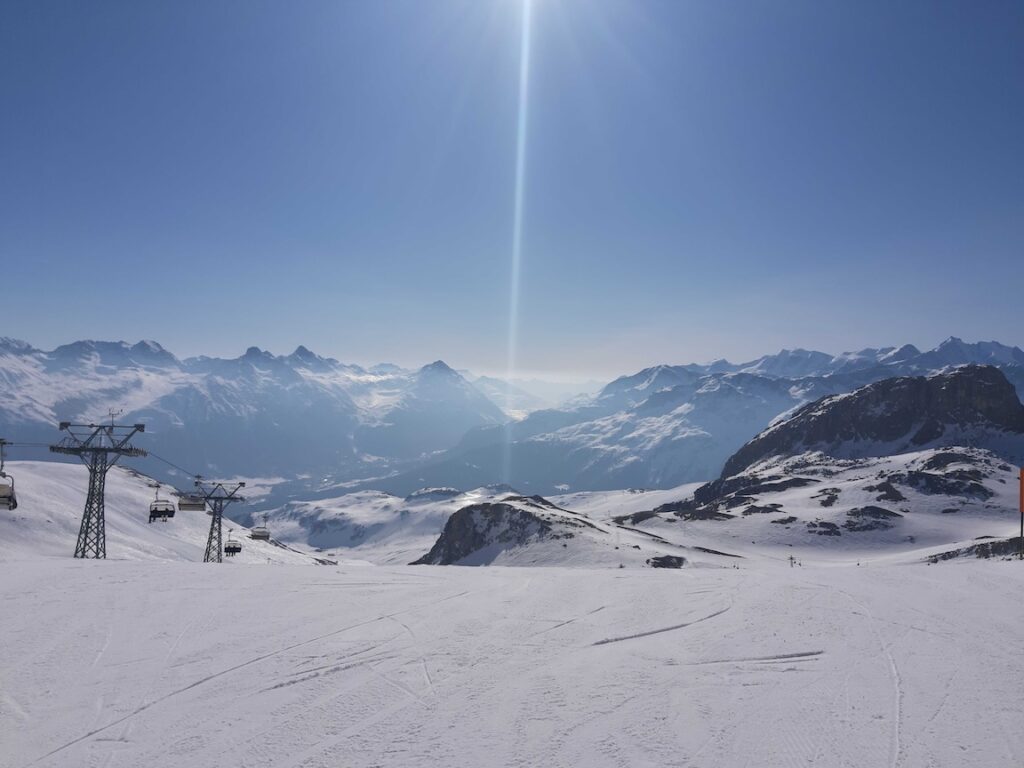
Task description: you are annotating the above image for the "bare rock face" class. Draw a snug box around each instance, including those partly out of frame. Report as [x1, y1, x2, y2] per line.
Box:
[411, 502, 554, 565]
[721, 365, 1024, 478]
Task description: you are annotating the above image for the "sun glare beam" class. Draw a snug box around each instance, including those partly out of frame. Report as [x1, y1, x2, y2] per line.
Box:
[502, 0, 533, 484]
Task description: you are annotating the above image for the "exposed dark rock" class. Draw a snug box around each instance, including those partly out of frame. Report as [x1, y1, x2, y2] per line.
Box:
[743, 504, 783, 516]
[928, 537, 1023, 562]
[865, 481, 906, 502]
[611, 510, 659, 526]
[693, 546, 742, 558]
[843, 506, 903, 532]
[652, 499, 734, 521]
[694, 475, 817, 507]
[922, 452, 972, 471]
[674, 508, 734, 522]
[894, 470, 993, 500]
[646, 555, 686, 569]
[814, 488, 841, 507]
[412, 502, 552, 565]
[721, 366, 1024, 478]
[771, 516, 799, 525]
[806, 521, 841, 536]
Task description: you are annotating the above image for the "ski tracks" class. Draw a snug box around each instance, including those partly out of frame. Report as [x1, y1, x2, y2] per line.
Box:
[591, 606, 730, 646]
[23, 588, 474, 767]
[836, 588, 905, 768]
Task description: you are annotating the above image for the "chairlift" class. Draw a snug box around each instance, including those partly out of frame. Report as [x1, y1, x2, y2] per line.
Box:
[0, 441, 16, 511]
[250, 513, 270, 541]
[224, 528, 242, 556]
[149, 488, 176, 523]
[0, 472, 16, 511]
[178, 494, 207, 512]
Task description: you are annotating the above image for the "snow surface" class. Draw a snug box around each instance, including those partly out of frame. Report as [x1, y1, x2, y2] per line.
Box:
[0, 461, 324, 565]
[4, 559, 1024, 767]
[4, 458, 1024, 766]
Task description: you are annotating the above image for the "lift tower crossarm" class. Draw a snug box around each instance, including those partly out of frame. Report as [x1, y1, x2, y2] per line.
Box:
[50, 422, 147, 559]
[193, 478, 246, 563]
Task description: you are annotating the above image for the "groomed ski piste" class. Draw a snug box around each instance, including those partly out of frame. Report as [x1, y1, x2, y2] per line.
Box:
[3, 460, 1024, 767]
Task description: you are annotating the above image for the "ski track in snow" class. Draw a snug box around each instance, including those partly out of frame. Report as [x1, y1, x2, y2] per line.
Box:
[4, 561, 1024, 768]
[24, 588, 474, 767]
[590, 605, 731, 646]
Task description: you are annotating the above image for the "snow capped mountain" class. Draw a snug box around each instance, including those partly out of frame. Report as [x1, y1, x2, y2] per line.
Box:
[355, 361, 506, 460]
[2, 336, 1023, 497]
[735, 348, 836, 378]
[380, 341, 1024, 495]
[591, 365, 1024, 560]
[0, 341, 506, 484]
[722, 365, 1024, 478]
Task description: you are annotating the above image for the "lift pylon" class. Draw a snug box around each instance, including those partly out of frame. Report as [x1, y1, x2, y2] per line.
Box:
[191, 478, 246, 563]
[49, 420, 146, 559]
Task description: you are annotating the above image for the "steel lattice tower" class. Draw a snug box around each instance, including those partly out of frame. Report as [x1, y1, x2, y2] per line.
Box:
[194, 479, 246, 563]
[50, 420, 146, 559]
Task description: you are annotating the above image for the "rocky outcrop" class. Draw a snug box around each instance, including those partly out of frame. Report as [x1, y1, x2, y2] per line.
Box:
[411, 502, 553, 565]
[721, 366, 1024, 478]
[656, 446, 1012, 535]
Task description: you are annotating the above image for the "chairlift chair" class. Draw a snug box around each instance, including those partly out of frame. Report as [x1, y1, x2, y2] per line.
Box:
[178, 494, 207, 512]
[224, 529, 242, 556]
[0, 473, 16, 511]
[0, 441, 15, 511]
[149, 499, 176, 523]
[250, 513, 270, 540]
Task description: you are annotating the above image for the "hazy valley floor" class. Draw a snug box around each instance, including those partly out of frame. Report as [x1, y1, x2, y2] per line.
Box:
[3, 558, 1023, 768]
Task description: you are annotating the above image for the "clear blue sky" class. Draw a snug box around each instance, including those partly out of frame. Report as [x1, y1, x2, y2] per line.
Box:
[2, 1, 1022, 377]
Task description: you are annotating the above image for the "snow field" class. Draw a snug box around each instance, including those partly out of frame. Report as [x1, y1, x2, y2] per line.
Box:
[3, 559, 1023, 767]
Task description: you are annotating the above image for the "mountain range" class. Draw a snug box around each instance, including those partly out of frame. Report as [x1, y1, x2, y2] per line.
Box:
[1, 336, 1022, 498]
[369, 338, 1024, 495]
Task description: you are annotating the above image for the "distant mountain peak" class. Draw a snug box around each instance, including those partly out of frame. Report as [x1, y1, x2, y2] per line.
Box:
[0, 337, 35, 354]
[242, 346, 278, 362]
[420, 360, 457, 376]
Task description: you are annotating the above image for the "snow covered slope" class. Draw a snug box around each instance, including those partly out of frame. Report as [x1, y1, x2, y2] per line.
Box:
[261, 485, 522, 565]
[0, 461, 325, 564]
[262, 486, 702, 568]
[4, 559, 1024, 767]
[625, 448, 1022, 562]
[412, 494, 697, 568]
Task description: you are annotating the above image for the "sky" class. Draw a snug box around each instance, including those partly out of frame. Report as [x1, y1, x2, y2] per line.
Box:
[2, 0, 1023, 379]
